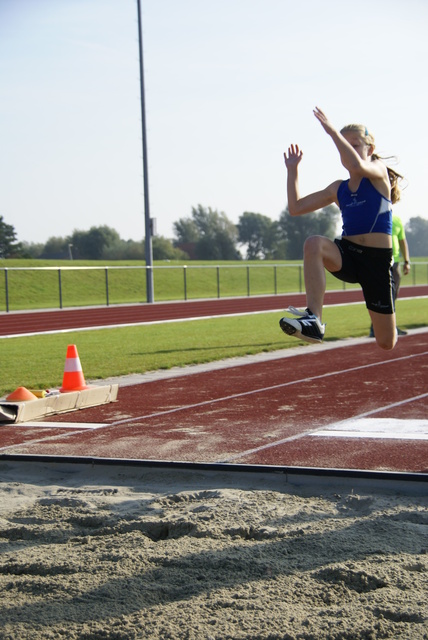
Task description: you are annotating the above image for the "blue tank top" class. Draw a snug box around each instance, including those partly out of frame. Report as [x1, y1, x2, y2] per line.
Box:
[337, 177, 392, 236]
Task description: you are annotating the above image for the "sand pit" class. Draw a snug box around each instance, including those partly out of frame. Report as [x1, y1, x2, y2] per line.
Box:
[0, 460, 426, 639]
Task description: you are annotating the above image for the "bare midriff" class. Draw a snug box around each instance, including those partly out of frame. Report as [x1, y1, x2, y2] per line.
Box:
[343, 233, 392, 249]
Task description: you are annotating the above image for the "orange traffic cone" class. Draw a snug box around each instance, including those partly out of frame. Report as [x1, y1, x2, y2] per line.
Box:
[60, 344, 90, 393]
[6, 387, 38, 402]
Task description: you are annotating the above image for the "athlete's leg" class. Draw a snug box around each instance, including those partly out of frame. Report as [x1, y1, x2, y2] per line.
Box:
[392, 263, 407, 335]
[303, 235, 342, 319]
[392, 263, 401, 298]
[369, 310, 397, 350]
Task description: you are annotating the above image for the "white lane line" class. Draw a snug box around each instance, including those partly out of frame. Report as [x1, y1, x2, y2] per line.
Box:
[1, 296, 426, 339]
[220, 392, 428, 462]
[107, 350, 428, 427]
[0, 309, 288, 339]
[0, 422, 106, 453]
[0, 425, 104, 452]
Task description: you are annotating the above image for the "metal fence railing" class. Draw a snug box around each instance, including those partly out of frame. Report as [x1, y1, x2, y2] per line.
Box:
[1, 262, 427, 313]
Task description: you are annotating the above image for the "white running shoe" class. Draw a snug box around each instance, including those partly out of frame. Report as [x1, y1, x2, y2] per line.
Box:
[279, 307, 325, 344]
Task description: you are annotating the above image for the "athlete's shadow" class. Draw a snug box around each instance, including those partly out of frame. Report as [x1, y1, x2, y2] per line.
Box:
[130, 341, 286, 357]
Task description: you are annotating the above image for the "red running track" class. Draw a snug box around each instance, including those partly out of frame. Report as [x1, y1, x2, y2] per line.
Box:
[1, 285, 427, 336]
[1, 331, 427, 475]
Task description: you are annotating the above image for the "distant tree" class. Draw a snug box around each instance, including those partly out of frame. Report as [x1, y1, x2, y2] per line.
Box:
[40, 236, 70, 259]
[172, 217, 200, 258]
[151, 236, 189, 260]
[86, 233, 189, 260]
[0, 215, 22, 258]
[405, 216, 428, 257]
[277, 204, 340, 259]
[102, 238, 144, 260]
[35, 228, 189, 261]
[70, 226, 121, 260]
[237, 212, 277, 259]
[20, 242, 45, 258]
[173, 218, 199, 244]
[173, 205, 240, 260]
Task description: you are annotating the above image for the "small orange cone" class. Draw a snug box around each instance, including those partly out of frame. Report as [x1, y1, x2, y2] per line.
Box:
[60, 344, 90, 393]
[6, 387, 38, 402]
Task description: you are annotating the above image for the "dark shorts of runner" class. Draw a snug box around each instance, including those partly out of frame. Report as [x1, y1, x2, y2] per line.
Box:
[330, 238, 395, 315]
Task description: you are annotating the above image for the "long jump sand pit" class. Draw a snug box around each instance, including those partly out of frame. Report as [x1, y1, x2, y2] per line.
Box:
[0, 460, 426, 640]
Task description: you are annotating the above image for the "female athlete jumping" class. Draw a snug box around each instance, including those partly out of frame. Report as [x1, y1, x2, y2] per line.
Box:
[280, 107, 402, 351]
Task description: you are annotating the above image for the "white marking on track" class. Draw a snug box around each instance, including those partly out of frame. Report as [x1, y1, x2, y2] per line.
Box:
[312, 418, 428, 440]
[11, 421, 106, 430]
[220, 392, 428, 462]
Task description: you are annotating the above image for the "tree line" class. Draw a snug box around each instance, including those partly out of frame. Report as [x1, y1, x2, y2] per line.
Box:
[1, 208, 427, 261]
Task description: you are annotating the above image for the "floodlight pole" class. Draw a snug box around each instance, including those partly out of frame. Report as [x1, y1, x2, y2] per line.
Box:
[137, 0, 154, 303]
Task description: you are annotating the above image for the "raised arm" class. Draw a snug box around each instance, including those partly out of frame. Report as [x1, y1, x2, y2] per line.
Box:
[313, 107, 387, 181]
[284, 144, 339, 216]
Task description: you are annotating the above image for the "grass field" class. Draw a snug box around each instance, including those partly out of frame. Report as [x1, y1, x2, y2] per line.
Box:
[0, 297, 426, 397]
[1, 258, 427, 311]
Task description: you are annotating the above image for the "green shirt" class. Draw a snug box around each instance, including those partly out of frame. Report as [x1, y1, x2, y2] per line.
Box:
[391, 215, 406, 263]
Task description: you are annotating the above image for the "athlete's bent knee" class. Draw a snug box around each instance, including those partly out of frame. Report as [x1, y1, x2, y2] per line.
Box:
[376, 335, 397, 351]
[303, 235, 324, 257]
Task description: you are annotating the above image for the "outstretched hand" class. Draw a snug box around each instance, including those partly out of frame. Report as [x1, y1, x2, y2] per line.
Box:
[313, 106, 336, 136]
[284, 144, 303, 168]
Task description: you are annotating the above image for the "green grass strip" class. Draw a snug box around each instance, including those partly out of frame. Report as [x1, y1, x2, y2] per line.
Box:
[0, 298, 426, 397]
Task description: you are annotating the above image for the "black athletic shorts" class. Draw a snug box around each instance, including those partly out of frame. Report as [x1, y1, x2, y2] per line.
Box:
[330, 238, 395, 315]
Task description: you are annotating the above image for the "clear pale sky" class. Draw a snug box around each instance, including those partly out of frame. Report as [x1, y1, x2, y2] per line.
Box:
[1, 0, 427, 246]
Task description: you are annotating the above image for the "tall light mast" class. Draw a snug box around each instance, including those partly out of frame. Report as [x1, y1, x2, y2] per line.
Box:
[136, 0, 154, 303]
